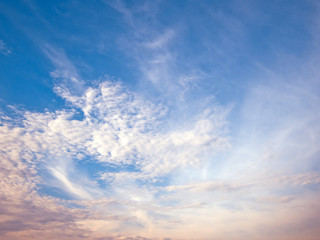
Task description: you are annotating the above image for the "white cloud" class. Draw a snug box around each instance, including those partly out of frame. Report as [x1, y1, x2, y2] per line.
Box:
[41, 44, 85, 98]
[106, 1, 206, 100]
[143, 29, 175, 49]
[49, 167, 93, 200]
[47, 77, 230, 179]
[42, 44, 80, 81]
[0, 40, 11, 55]
[164, 181, 250, 193]
[0, 70, 232, 238]
[0, 72, 230, 195]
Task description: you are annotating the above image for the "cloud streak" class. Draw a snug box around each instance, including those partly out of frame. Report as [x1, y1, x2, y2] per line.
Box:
[0, 40, 11, 55]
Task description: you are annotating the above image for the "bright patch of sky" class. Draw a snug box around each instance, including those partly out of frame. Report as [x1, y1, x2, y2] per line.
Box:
[1, 0, 320, 239]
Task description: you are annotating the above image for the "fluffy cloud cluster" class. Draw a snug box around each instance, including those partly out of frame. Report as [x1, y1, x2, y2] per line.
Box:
[12, 78, 229, 180]
[0, 77, 230, 239]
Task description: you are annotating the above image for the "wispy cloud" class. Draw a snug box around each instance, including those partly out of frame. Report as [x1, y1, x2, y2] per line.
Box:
[107, 1, 206, 100]
[164, 181, 250, 193]
[49, 167, 93, 200]
[42, 44, 80, 81]
[0, 40, 11, 55]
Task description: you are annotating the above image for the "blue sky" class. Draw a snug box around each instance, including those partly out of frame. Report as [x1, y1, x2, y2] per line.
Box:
[1, 0, 320, 239]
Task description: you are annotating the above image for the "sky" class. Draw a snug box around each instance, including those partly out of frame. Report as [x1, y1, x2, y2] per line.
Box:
[0, 0, 320, 239]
